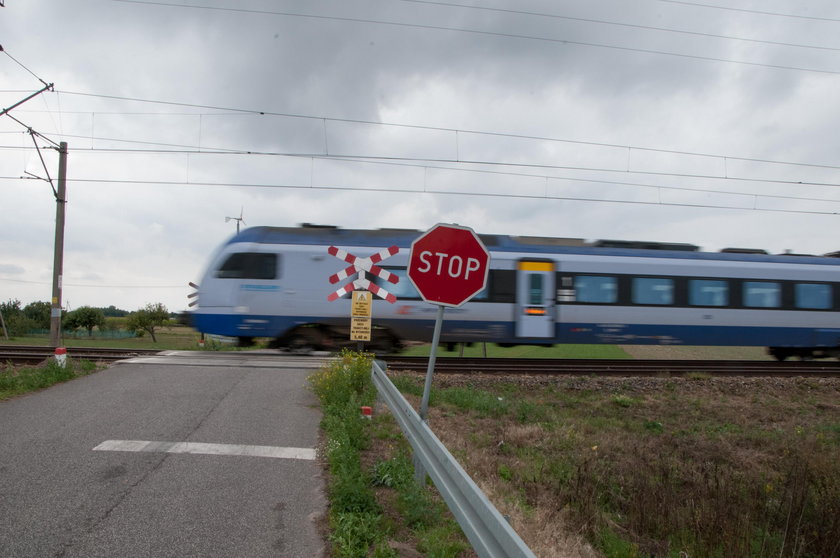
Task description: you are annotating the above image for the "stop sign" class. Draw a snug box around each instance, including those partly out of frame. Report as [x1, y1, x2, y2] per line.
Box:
[408, 223, 490, 307]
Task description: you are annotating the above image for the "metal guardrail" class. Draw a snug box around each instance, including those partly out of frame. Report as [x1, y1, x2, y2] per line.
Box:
[371, 360, 537, 558]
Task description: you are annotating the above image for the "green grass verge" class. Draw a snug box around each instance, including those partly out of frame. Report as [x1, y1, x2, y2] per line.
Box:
[308, 351, 470, 558]
[0, 358, 100, 400]
[0, 327, 275, 351]
[0, 327, 201, 350]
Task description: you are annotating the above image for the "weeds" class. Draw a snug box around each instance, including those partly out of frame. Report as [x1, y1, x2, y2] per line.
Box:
[0, 359, 98, 400]
[308, 351, 384, 557]
[400, 373, 840, 558]
[309, 351, 471, 557]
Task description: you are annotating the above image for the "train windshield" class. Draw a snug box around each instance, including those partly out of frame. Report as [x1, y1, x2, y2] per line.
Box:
[215, 252, 279, 280]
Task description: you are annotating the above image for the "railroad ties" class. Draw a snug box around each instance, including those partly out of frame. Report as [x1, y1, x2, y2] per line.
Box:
[382, 356, 840, 377]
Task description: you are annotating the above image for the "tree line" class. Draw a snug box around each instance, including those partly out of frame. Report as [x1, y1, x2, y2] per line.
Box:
[0, 300, 173, 342]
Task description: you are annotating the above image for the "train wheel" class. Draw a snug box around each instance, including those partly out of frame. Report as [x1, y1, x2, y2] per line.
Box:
[372, 335, 398, 356]
[768, 347, 789, 362]
[287, 335, 316, 355]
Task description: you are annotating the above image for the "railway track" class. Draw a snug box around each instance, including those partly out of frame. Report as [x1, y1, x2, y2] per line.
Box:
[0, 345, 161, 366]
[382, 356, 840, 377]
[3, 346, 839, 377]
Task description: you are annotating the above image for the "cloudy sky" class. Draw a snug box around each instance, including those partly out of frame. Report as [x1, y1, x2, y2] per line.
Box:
[3, 0, 840, 313]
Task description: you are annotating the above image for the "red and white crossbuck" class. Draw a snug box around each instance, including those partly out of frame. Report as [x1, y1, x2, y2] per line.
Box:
[326, 245, 400, 303]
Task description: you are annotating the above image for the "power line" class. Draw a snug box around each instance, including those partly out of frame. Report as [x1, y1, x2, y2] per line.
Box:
[107, 0, 840, 76]
[3, 174, 837, 217]
[53, 89, 840, 174]
[656, 0, 840, 23]
[6, 139, 840, 193]
[0, 276, 183, 288]
[397, 0, 840, 53]
[5, 131, 840, 192]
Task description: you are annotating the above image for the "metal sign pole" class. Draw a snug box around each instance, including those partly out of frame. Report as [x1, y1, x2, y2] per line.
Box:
[418, 304, 445, 421]
[415, 304, 445, 484]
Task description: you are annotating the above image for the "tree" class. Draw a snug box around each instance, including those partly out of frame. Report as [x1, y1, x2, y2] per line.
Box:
[0, 299, 22, 319]
[23, 301, 51, 330]
[127, 303, 170, 342]
[0, 299, 35, 337]
[100, 305, 129, 318]
[64, 306, 106, 337]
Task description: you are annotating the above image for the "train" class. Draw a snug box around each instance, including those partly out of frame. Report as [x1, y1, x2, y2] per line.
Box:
[190, 224, 840, 360]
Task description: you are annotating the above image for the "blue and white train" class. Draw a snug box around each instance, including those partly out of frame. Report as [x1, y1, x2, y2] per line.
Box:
[190, 224, 840, 360]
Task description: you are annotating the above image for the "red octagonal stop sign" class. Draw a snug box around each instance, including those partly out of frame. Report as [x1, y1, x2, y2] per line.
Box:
[408, 223, 490, 307]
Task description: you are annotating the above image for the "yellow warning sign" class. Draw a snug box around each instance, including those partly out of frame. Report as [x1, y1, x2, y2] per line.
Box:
[350, 317, 371, 341]
[352, 290, 372, 317]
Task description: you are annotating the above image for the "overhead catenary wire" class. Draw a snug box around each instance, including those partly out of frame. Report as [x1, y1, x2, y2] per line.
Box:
[5, 139, 840, 194]
[3, 174, 837, 217]
[6, 88, 840, 211]
[656, 0, 840, 23]
[0, 276, 184, 288]
[51, 90, 840, 174]
[396, 0, 840, 53]
[107, 0, 840, 76]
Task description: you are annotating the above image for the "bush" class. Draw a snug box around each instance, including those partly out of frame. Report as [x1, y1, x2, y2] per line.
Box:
[309, 350, 375, 409]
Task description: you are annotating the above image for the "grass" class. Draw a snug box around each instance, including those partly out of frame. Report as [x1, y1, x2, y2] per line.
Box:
[385, 373, 840, 558]
[0, 358, 100, 400]
[0, 326, 270, 351]
[308, 351, 472, 558]
[0, 326, 200, 350]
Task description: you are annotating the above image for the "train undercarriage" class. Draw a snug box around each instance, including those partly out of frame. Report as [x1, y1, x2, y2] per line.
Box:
[768, 346, 840, 361]
[264, 324, 403, 355]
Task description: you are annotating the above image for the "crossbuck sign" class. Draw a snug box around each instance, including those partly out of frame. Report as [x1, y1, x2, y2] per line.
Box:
[326, 245, 400, 303]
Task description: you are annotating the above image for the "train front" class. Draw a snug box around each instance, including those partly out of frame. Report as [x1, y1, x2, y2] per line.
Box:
[190, 231, 288, 346]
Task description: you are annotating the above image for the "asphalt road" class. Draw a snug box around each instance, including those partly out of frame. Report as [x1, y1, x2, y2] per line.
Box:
[0, 352, 327, 558]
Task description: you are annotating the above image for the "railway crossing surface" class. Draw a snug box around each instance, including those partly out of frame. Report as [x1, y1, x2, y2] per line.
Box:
[0, 351, 328, 558]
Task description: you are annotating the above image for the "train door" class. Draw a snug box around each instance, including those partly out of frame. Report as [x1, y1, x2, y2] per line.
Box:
[515, 260, 556, 338]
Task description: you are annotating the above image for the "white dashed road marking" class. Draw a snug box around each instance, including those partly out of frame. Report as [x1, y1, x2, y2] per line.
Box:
[93, 440, 317, 461]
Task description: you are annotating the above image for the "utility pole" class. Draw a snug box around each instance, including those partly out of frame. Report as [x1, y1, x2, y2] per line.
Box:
[49, 142, 68, 347]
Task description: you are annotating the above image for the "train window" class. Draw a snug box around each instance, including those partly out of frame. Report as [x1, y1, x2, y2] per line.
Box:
[632, 277, 674, 305]
[372, 268, 488, 301]
[371, 269, 420, 299]
[795, 283, 832, 310]
[489, 270, 516, 303]
[689, 279, 728, 307]
[743, 281, 781, 308]
[528, 274, 544, 305]
[216, 252, 278, 280]
[575, 275, 617, 303]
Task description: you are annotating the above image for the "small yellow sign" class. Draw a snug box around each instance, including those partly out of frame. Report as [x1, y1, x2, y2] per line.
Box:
[352, 290, 372, 317]
[350, 317, 372, 341]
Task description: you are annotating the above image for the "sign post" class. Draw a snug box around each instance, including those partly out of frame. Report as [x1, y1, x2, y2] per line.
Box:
[327, 245, 400, 347]
[407, 223, 490, 421]
[350, 290, 372, 342]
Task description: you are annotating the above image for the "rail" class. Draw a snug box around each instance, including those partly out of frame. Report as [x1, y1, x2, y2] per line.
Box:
[371, 359, 536, 558]
[383, 356, 840, 376]
[0, 345, 161, 366]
